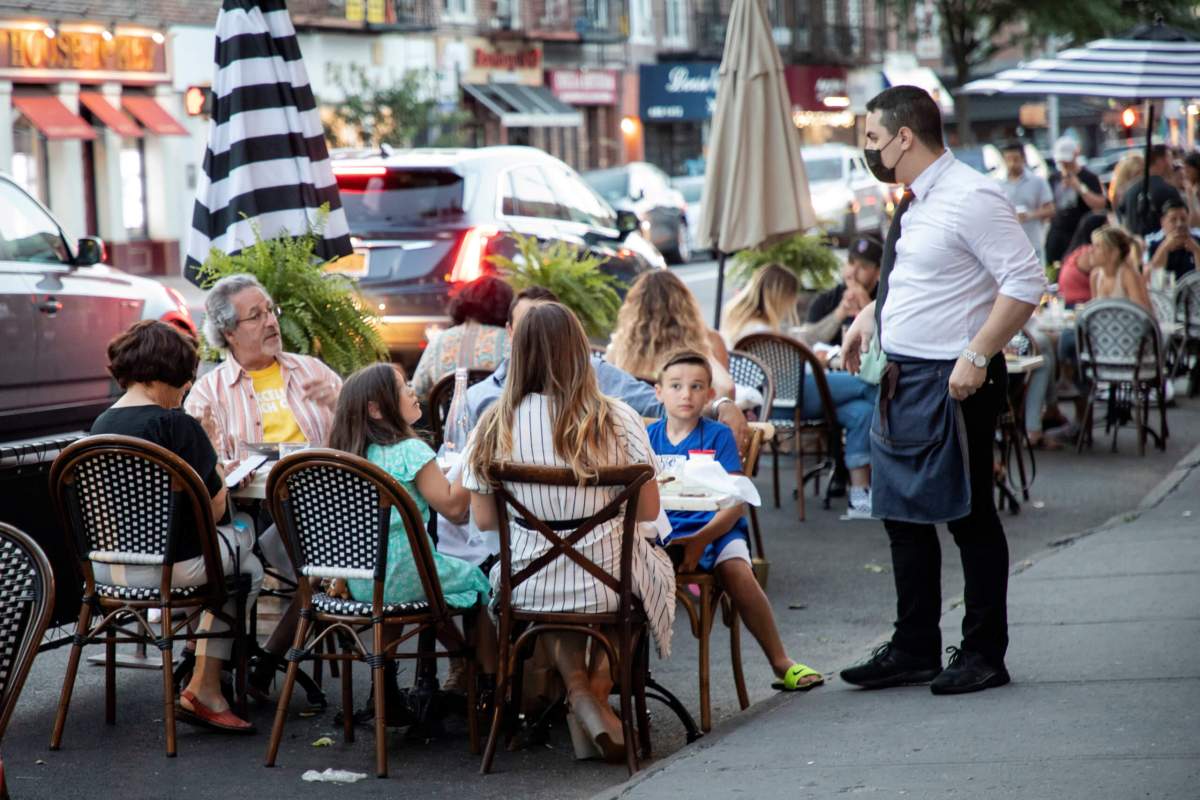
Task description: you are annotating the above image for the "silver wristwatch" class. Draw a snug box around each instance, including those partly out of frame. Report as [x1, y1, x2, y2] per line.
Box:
[962, 348, 988, 368]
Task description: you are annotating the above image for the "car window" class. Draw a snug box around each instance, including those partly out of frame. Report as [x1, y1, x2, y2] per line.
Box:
[506, 167, 567, 221]
[0, 180, 71, 265]
[676, 181, 703, 204]
[804, 157, 843, 182]
[583, 168, 629, 204]
[543, 167, 617, 228]
[337, 168, 465, 231]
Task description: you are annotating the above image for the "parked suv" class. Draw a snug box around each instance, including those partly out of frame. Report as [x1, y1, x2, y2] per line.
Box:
[0, 175, 197, 439]
[331, 146, 663, 366]
[583, 162, 691, 264]
[801, 144, 891, 244]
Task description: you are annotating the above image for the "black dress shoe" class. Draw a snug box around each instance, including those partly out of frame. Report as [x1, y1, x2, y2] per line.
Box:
[929, 647, 1010, 695]
[840, 642, 942, 689]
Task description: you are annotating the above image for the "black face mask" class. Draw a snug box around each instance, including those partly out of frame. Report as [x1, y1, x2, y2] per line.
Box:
[864, 133, 904, 184]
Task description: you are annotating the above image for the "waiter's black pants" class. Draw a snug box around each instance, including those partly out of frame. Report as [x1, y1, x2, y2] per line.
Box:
[884, 355, 1010, 667]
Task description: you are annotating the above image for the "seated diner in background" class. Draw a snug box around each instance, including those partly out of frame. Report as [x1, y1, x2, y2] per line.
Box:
[648, 350, 822, 691]
[462, 302, 676, 762]
[91, 320, 263, 733]
[409, 275, 512, 399]
[1055, 213, 1108, 308]
[721, 264, 875, 519]
[1144, 197, 1200, 285]
[804, 235, 882, 347]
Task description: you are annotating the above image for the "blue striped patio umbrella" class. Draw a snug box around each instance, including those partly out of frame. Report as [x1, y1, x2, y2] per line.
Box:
[184, 0, 351, 284]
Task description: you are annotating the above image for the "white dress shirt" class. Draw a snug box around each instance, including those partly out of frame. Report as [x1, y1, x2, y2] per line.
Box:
[881, 150, 1046, 360]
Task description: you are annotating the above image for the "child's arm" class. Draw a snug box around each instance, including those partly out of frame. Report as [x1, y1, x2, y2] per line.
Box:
[414, 460, 470, 524]
[677, 501, 746, 572]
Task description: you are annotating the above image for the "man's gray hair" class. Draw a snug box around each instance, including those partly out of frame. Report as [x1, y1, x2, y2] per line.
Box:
[202, 274, 273, 349]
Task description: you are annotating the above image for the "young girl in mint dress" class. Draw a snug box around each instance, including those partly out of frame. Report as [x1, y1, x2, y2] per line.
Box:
[327, 363, 496, 713]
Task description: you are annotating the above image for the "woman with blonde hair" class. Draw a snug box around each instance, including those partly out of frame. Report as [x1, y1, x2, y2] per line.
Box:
[606, 270, 735, 399]
[720, 263, 876, 518]
[1089, 225, 1151, 311]
[1110, 153, 1145, 225]
[462, 302, 674, 761]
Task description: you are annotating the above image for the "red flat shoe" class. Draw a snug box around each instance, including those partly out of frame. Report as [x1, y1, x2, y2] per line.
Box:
[177, 689, 256, 734]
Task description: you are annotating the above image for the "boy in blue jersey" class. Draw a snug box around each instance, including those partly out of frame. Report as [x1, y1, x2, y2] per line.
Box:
[647, 350, 823, 691]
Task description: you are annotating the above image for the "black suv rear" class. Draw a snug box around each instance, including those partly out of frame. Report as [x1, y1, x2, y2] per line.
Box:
[331, 146, 664, 366]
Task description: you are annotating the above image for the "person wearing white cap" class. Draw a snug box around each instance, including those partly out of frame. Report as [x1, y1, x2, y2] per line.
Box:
[1045, 136, 1106, 265]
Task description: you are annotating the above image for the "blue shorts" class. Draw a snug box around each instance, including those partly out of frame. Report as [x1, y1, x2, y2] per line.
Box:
[669, 528, 751, 572]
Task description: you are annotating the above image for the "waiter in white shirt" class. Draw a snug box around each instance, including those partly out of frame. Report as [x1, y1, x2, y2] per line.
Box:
[838, 86, 1045, 696]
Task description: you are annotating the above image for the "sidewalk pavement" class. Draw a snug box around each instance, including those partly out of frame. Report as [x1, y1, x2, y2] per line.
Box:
[599, 447, 1200, 800]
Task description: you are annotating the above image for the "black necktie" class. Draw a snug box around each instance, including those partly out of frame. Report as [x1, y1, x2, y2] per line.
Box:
[874, 188, 915, 337]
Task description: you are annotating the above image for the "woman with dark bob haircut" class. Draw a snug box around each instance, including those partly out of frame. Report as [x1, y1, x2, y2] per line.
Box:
[410, 275, 514, 398]
[90, 320, 264, 734]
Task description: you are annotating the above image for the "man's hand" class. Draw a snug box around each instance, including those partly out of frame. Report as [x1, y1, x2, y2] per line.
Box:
[948, 358, 987, 400]
[837, 282, 870, 321]
[302, 378, 338, 411]
[842, 303, 876, 375]
[678, 537, 707, 572]
[716, 401, 750, 455]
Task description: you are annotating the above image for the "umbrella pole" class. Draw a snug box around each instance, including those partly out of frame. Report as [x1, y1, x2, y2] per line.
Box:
[1140, 99, 1155, 230]
[714, 251, 727, 329]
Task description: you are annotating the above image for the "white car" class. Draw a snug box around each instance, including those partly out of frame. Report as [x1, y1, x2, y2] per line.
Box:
[671, 175, 707, 258]
[801, 144, 891, 244]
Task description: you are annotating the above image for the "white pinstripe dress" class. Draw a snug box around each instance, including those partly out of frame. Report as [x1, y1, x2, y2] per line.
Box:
[462, 395, 676, 658]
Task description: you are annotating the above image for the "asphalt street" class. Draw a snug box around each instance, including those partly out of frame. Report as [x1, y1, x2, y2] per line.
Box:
[7, 258, 1196, 798]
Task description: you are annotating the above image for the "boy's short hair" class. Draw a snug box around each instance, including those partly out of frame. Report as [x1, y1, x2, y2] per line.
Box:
[657, 349, 713, 385]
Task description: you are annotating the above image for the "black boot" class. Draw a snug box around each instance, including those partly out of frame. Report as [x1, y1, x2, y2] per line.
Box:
[248, 651, 281, 703]
[336, 661, 415, 728]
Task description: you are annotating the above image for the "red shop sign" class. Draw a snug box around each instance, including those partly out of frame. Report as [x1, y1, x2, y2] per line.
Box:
[548, 69, 618, 105]
[473, 47, 541, 71]
[785, 65, 850, 111]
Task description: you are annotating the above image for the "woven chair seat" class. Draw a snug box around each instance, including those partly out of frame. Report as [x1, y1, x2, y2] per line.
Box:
[311, 591, 431, 617]
[95, 583, 202, 602]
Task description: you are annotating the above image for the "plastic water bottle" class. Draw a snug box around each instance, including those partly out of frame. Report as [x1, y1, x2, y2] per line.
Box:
[442, 367, 471, 458]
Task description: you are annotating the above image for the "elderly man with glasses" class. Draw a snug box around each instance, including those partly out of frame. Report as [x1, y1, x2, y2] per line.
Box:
[185, 274, 341, 455]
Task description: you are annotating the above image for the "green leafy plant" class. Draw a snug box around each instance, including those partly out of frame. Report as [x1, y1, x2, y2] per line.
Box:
[487, 233, 624, 338]
[729, 233, 841, 291]
[194, 210, 388, 376]
[322, 63, 471, 148]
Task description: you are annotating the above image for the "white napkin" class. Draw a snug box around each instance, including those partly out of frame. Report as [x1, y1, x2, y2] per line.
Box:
[681, 460, 761, 507]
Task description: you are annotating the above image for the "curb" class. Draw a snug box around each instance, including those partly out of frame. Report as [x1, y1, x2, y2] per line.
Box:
[592, 438, 1200, 800]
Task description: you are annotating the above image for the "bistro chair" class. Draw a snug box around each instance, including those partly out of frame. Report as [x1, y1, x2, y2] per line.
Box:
[0, 524, 55, 800]
[480, 463, 655, 777]
[427, 369, 495, 450]
[48, 434, 251, 757]
[1076, 299, 1168, 456]
[728, 349, 775, 422]
[263, 449, 481, 779]
[734, 333, 843, 520]
[1173, 272, 1200, 396]
[995, 328, 1039, 513]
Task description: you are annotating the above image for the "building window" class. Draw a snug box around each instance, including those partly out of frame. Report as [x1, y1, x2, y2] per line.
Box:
[12, 118, 48, 205]
[497, 0, 520, 27]
[586, 0, 609, 30]
[120, 139, 148, 238]
[630, 0, 653, 40]
[665, 0, 687, 42]
[442, 0, 473, 21]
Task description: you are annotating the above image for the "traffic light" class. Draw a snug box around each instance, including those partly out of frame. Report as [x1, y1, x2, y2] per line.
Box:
[1121, 106, 1138, 131]
[184, 86, 212, 117]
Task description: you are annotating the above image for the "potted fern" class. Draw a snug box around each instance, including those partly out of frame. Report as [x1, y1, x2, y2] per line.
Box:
[193, 215, 388, 375]
[728, 233, 841, 291]
[487, 233, 625, 339]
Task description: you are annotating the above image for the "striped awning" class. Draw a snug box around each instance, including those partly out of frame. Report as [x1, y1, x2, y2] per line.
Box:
[962, 23, 1200, 99]
[184, 0, 351, 284]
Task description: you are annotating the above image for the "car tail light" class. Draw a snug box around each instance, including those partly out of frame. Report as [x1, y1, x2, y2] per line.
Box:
[448, 225, 500, 284]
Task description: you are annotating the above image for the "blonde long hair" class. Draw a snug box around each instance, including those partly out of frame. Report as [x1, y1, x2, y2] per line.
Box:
[721, 263, 800, 343]
[1109, 153, 1145, 208]
[468, 302, 621, 485]
[607, 270, 712, 380]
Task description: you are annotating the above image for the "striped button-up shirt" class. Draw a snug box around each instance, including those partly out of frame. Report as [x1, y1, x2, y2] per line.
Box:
[185, 351, 342, 452]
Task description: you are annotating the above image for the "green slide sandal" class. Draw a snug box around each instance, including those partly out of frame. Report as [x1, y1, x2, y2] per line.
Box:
[772, 663, 824, 692]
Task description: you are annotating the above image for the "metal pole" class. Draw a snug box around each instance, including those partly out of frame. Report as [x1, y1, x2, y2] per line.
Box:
[1047, 94, 1060, 146]
[1139, 99, 1155, 232]
[713, 250, 727, 329]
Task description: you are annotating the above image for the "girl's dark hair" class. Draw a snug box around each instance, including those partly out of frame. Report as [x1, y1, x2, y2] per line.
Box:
[327, 363, 418, 458]
[1066, 212, 1109, 258]
[107, 319, 199, 389]
[447, 275, 514, 327]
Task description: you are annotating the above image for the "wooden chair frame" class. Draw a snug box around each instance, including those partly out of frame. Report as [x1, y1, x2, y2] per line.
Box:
[263, 449, 480, 779]
[480, 462, 654, 777]
[48, 434, 249, 758]
[0, 524, 55, 800]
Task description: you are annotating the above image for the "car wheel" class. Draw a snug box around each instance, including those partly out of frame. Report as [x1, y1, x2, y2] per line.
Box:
[667, 221, 691, 264]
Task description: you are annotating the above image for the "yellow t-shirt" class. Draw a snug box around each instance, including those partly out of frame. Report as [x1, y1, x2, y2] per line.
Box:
[248, 362, 306, 443]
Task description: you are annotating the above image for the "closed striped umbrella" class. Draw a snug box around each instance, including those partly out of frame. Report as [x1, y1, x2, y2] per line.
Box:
[184, 0, 351, 284]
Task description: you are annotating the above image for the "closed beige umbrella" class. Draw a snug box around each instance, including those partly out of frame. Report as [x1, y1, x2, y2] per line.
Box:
[697, 0, 815, 325]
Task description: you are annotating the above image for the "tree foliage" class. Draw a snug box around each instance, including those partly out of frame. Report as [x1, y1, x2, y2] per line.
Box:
[322, 63, 471, 149]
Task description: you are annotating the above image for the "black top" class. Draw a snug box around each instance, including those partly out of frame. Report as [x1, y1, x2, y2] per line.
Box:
[1146, 233, 1200, 281]
[1048, 168, 1105, 243]
[1119, 175, 1183, 237]
[807, 283, 879, 346]
[91, 405, 224, 562]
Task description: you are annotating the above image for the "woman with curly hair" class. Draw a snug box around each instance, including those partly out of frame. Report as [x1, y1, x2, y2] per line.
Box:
[605, 270, 735, 399]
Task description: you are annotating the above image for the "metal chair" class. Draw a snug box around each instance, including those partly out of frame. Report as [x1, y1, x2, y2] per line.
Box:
[263, 449, 481, 778]
[727, 350, 775, 421]
[996, 328, 1039, 513]
[0, 524, 55, 800]
[48, 434, 251, 758]
[480, 463, 657, 776]
[1172, 272, 1200, 395]
[734, 333, 843, 520]
[1076, 299, 1168, 456]
[427, 369, 496, 450]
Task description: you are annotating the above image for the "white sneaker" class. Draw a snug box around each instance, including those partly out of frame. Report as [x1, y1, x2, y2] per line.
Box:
[840, 489, 874, 521]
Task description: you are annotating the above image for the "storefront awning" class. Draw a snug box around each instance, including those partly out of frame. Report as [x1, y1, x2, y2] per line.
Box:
[12, 96, 96, 140]
[121, 95, 188, 136]
[882, 65, 955, 116]
[463, 83, 582, 128]
[79, 92, 143, 138]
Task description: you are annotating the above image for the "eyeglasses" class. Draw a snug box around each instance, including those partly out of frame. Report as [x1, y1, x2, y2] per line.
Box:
[235, 306, 282, 327]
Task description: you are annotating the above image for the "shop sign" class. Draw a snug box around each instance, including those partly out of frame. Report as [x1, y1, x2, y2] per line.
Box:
[0, 25, 167, 82]
[638, 62, 720, 122]
[548, 69, 617, 105]
[473, 47, 541, 71]
[459, 38, 543, 86]
[785, 66, 849, 112]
